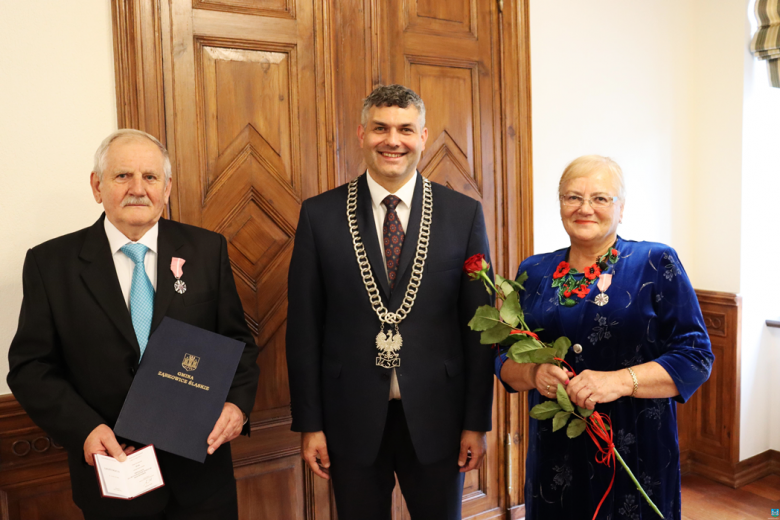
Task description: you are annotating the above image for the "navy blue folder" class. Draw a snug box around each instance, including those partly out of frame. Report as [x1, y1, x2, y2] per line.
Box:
[114, 317, 246, 463]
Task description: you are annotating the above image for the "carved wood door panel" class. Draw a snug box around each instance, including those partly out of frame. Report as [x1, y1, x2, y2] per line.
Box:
[108, 0, 533, 518]
[162, 0, 327, 518]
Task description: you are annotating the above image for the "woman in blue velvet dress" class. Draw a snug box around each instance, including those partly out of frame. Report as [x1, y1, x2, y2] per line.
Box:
[497, 156, 714, 520]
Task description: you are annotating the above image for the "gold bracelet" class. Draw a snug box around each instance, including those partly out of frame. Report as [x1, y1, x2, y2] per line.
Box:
[626, 367, 638, 397]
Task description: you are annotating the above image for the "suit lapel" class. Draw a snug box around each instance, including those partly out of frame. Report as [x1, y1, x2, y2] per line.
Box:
[151, 219, 186, 334]
[356, 173, 391, 300]
[79, 215, 140, 356]
[391, 173, 423, 305]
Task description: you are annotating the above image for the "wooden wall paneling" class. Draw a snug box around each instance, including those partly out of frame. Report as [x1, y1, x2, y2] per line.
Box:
[498, 0, 533, 514]
[0, 395, 82, 520]
[234, 454, 306, 519]
[160, 0, 332, 517]
[328, 0, 374, 188]
[111, 0, 166, 140]
[678, 291, 741, 487]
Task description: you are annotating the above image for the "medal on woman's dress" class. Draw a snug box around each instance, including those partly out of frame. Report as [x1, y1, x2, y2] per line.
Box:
[171, 257, 187, 294]
[594, 273, 612, 306]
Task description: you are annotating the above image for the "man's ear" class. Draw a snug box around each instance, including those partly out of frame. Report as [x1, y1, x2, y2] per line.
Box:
[90, 172, 102, 204]
[421, 127, 428, 151]
[357, 124, 365, 148]
[164, 178, 173, 205]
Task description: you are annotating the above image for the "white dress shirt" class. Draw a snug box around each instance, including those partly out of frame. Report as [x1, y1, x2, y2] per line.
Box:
[104, 217, 159, 309]
[365, 171, 417, 400]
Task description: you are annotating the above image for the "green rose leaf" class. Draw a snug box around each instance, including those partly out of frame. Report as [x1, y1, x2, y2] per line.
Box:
[480, 322, 512, 344]
[507, 336, 545, 355]
[563, 298, 577, 307]
[566, 418, 588, 438]
[529, 401, 562, 420]
[552, 411, 572, 432]
[528, 347, 557, 364]
[506, 279, 526, 293]
[576, 406, 593, 418]
[556, 383, 574, 412]
[516, 271, 529, 287]
[468, 305, 501, 331]
[500, 280, 516, 297]
[496, 274, 515, 297]
[553, 336, 572, 359]
[499, 291, 522, 327]
[507, 350, 532, 364]
[551, 277, 564, 288]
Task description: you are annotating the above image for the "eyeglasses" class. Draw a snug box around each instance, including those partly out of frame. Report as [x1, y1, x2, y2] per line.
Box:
[560, 194, 618, 209]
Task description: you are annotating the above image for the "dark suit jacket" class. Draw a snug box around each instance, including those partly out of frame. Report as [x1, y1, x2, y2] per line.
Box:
[7, 215, 260, 516]
[286, 174, 494, 466]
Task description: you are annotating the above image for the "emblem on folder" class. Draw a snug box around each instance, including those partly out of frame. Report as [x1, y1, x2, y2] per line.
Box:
[182, 353, 200, 372]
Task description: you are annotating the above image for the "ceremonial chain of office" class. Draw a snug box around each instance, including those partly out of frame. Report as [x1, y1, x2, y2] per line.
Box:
[346, 176, 433, 369]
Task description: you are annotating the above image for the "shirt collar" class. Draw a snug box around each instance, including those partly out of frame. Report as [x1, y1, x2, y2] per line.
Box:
[365, 170, 417, 209]
[104, 216, 159, 255]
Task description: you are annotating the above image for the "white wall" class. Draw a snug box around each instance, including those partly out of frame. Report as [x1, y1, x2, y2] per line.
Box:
[0, 3, 117, 395]
[739, 10, 780, 458]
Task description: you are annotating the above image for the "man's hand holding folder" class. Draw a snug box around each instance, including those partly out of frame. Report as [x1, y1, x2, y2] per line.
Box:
[206, 402, 244, 455]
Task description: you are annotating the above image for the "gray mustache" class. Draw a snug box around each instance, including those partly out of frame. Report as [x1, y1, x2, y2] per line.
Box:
[121, 196, 152, 207]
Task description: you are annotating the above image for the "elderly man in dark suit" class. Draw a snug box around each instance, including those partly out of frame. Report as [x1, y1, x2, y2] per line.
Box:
[286, 85, 494, 520]
[7, 129, 259, 520]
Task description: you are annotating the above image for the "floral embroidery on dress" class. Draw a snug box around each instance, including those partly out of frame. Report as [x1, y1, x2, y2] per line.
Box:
[655, 292, 664, 303]
[589, 313, 618, 344]
[641, 399, 666, 430]
[690, 355, 713, 375]
[618, 494, 640, 520]
[620, 345, 644, 368]
[638, 472, 662, 498]
[615, 429, 636, 455]
[662, 252, 681, 281]
[550, 456, 573, 494]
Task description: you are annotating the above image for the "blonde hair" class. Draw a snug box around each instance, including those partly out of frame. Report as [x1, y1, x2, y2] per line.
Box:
[558, 155, 625, 202]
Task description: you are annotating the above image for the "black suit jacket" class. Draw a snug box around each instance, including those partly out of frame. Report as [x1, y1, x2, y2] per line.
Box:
[7, 215, 260, 516]
[286, 174, 494, 466]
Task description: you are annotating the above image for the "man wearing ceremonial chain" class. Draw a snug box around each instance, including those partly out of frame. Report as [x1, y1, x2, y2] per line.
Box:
[287, 84, 494, 519]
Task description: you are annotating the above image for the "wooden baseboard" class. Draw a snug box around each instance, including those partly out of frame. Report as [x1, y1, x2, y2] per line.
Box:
[681, 449, 780, 488]
[508, 504, 525, 520]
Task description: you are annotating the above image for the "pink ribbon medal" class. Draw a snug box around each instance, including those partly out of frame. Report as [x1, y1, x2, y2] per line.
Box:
[594, 273, 612, 306]
[171, 257, 187, 294]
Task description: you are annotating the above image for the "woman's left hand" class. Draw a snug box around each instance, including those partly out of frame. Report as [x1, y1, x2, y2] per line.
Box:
[566, 369, 629, 410]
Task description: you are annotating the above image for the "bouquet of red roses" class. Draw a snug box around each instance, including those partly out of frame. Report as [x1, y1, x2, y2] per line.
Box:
[463, 254, 664, 519]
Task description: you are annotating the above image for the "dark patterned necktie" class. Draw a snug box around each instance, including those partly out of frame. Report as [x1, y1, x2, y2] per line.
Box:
[382, 195, 405, 291]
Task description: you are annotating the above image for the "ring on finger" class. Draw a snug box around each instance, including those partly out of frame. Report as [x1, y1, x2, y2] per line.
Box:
[587, 396, 595, 403]
[545, 384, 551, 392]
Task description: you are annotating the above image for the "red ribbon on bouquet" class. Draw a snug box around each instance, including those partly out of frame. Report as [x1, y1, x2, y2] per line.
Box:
[584, 411, 616, 520]
[553, 357, 616, 520]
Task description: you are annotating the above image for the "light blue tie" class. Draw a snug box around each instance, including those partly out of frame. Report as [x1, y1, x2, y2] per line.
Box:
[121, 243, 154, 359]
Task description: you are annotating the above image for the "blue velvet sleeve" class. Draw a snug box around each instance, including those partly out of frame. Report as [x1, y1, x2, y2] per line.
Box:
[494, 350, 516, 393]
[651, 247, 714, 403]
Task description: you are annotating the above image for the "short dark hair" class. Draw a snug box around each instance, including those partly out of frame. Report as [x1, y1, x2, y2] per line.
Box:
[361, 84, 426, 127]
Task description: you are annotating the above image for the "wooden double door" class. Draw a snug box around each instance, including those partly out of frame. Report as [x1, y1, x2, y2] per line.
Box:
[111, 0, 533, 518]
